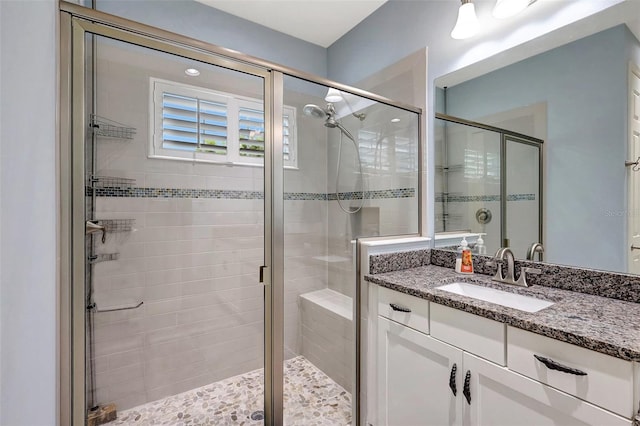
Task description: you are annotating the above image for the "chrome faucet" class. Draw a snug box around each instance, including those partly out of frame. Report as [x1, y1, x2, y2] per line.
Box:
[526, 242, 544, 261]
[488, 247, 517, 285]
[487, 247, 541, 287]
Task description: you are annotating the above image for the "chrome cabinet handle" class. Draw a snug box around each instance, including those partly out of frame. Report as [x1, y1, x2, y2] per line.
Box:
[389, 303, 411, 313]
[534, 355, 587, 376]
[449, 363, 457, 396]
[463, 370, 471, 404]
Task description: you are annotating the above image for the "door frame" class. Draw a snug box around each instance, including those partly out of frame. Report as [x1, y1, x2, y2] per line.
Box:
[62, 13, 277, 425]
[627, 62, 640, 273]
[501, 134, 544, 254]
[58, 3, 423, 426]
[434, 113, 544, 254]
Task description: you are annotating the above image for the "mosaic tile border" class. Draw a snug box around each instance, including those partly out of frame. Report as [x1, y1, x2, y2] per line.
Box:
[89, 186, 416, 201]
[435, 193, 536, 202]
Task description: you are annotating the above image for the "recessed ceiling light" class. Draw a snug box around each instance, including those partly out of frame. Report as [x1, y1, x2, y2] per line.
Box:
[391, 118, 401, 123]
[185, 68, 200, 77]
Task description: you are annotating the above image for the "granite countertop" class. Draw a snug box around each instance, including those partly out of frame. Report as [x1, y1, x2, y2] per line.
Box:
[365, 264, 640, 361]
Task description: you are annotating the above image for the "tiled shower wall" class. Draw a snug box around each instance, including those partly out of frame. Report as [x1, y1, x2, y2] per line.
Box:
[90, 40, 329, 410]
[90, 38, 420, 411]
[326, 108, 421, 298]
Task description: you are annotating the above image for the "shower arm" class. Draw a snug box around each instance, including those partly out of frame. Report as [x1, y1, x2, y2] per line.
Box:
[340, 95, 366, 121]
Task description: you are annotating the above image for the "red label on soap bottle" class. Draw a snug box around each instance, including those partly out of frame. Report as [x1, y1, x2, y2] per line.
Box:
[461, 250, 474, 273]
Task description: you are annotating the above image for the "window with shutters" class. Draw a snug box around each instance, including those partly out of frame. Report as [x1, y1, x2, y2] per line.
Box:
[150, 78, 297, 168]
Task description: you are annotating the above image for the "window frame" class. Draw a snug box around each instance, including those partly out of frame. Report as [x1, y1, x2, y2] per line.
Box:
[149, 77, 297, 169]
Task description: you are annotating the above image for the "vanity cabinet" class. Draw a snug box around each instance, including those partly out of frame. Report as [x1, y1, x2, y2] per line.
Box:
[463, 353, 630, 426]
[372, 286, 634, 426]
[377, 316, 463, 426]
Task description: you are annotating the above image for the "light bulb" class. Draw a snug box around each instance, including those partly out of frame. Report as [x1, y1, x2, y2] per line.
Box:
[493, 0, 530, 19]
[325, 88, 343, 103]
[185, 68, 200, 76]
[451, 2, 480, 40]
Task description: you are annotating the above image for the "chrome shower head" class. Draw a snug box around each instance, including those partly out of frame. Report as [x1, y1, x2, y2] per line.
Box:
[324, 116, 338, 128]
[304, 103, 355, 141]
[303, 104, 327, 119]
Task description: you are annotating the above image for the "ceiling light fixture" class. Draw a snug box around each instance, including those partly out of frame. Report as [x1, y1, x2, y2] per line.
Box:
[185, 68, 200, 76]
[493, 0, 530, 19]
[391, 118, 401, 123]
[451, 0, 480, 40]
[325, 88, 344, 103]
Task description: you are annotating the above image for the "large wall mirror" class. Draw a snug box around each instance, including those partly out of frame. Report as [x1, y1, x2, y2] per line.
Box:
[434, 0, 640, 275]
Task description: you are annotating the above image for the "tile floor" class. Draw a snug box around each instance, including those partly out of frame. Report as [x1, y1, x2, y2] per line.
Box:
[106, 356, 351, 425]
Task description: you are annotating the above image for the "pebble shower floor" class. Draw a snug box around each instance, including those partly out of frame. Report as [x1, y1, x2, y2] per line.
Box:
[105, 356, 352, 425]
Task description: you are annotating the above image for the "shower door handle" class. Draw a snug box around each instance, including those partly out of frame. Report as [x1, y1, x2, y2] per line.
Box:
[259, 266, 268, 285]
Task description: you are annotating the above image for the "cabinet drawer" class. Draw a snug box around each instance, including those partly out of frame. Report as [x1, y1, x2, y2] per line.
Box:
[430, 303, 506, 365]
[377, 286, 429, 334]
[464, 352, 632, 426]
[507, 326, 634, 418]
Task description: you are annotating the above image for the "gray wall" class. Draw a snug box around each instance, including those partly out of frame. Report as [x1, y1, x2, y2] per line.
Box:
[0, 0, 57, 424]
[97, 0, 328, 78]
[0, 1, 629, 424]
[327, 0, 628, 238]
[444, 25, 638, 272]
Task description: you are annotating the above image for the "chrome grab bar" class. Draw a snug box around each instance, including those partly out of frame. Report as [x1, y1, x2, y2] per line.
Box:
[87, 301, 143, 313]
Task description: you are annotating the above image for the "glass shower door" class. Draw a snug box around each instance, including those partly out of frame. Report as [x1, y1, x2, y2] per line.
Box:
[66, 11, 422, 426]
[76, 28, 271, 424]
[435, 117, 503, 253]
[281, 75, 420, 425]
[504, 136, 542, 259]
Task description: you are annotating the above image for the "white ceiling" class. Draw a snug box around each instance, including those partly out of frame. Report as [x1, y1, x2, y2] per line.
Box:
[195, 0, 387, 47]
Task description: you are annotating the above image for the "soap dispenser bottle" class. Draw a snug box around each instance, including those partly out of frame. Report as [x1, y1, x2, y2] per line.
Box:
[476, 233, 487, 255]
[455, 240, 464, 273]
[456, 237, 474, 274]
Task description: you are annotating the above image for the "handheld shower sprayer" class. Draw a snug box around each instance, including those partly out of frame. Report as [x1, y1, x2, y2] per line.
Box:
[303, 101, 364, 214]
[302, 103, 356, 141]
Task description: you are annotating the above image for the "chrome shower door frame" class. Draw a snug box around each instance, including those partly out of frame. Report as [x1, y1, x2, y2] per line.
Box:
[59, 4, 424, 426]
[435, 113, 544, 251]
[60, 11, 281, 426]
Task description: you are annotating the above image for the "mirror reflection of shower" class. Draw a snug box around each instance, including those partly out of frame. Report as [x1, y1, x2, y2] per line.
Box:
[303, 100, 364, 214]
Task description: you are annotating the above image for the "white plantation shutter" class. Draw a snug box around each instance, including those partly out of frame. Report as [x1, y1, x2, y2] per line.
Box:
[198, 99, 228, 154]
[238, 103, 265, 160]
[283, 112, 293, 163]
[464, 148, 499, 180]
[236, 100, 296, 166]
[161, 93, 228, 155]
[152, 78, 297, 168]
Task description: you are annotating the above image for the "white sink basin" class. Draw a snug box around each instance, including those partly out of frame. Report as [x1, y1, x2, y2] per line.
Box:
[436, 282, 554, 313]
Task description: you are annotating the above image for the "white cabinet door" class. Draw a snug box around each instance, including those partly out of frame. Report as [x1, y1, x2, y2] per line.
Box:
[462, 353, 631, 426]
[378, 316, 463, 426]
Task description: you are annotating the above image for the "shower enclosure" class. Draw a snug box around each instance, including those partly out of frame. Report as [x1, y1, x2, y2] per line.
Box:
[59, 4, 421, 425]
[434, 113, 542, 258]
